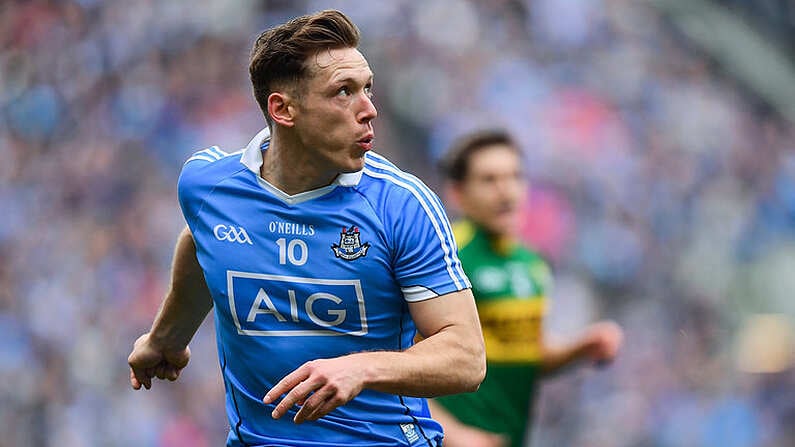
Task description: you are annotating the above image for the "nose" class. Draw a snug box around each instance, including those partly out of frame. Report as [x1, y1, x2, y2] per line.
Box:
[496, 176, 522, 199]
[357, 93, 378, 124]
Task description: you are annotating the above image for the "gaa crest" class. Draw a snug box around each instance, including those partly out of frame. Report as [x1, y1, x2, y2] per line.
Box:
[332, 226, 370, 261]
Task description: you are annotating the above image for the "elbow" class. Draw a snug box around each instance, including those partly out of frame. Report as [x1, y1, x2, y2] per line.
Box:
[462, 341, 487, 393]
[464, 363, 486, 393]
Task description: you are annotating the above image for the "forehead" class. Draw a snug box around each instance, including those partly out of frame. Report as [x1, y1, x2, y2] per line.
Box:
[467, 144, 522, 176]
[306, 47, 373, 84]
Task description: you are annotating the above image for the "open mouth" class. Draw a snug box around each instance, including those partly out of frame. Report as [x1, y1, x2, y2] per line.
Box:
[357, 136, 374, 150]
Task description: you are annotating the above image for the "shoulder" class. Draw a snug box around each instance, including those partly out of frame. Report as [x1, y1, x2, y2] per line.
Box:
[178, 145, 247, 208]
[452, 220, 477, 250]
[180, 146, 245, 184]
[359, 152, 440, 205]
[184, 146, 244, 171]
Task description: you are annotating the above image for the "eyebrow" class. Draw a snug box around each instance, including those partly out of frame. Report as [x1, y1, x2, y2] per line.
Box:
[330, 73, 374, 86]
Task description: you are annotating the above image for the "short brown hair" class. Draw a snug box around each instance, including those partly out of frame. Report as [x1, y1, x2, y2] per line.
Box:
[439, 129, 522, 182]
[249, 10, 361, 124]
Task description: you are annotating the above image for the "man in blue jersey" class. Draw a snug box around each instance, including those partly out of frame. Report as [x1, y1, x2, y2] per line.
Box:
[127, 9, 486, 447]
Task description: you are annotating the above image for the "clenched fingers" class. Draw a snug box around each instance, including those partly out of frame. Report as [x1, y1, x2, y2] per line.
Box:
[165, 364, 181, 381]
[130, 366, 152, 390]
[155, 363, 167, 380]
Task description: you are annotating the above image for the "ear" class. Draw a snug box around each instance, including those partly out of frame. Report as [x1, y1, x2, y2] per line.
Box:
[445, 182, 463, 211]
[267, 92, 296, 127]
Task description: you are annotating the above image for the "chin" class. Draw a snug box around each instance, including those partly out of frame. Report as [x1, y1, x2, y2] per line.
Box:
[484, 216, 519, 237]
[343, 157, 366, 172]
[329, 156, 365, 174]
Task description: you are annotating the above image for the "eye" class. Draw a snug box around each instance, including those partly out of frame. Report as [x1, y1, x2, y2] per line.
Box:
[337, 86, 351, 97]
[364, 84, 373, 98]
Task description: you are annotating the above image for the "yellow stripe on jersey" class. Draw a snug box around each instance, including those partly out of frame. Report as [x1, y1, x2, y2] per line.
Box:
[477, 298, 547, 363]
[452, 220, 477, 249]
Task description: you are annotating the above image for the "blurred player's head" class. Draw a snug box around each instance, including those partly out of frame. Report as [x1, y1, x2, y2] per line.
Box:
[249, 10, 377, 173]
[440, 130, 527, 237]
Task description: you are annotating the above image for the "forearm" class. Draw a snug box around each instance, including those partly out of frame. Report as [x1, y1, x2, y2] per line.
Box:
[356, 294, 486, 397]
[541, 321, 624, 375]
[427, 400, 470, 445]
[427, 399, 460, 428]
[149, 227, 213, 350]
[356, 329, 483, 396]
[428, 399, 507, 447]
[540, 338, 591, 375]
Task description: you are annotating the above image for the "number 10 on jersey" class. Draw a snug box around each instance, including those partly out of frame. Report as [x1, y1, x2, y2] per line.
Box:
[276, 238, 308, 266]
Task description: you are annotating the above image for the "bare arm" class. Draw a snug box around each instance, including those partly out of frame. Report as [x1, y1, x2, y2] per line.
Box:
[128, 226, 214, 389]
[364, 288, 486, 395]
[264, 288, 486, 423]
[148, 226, 213, 348]
[541, 320, 623, 375]
[427, 400, 507, 447]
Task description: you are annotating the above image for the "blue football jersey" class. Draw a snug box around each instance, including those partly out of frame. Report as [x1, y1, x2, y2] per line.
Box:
[178, 127, 470, 447]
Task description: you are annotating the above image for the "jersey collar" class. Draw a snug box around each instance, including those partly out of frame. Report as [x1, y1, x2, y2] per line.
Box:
[240, 127, 364, 203]
[241, 126, 272, 173]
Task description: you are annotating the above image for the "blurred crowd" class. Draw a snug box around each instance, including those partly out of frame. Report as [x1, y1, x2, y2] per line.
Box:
[715, 0, 795, 54]
[1, 0, 793, 446]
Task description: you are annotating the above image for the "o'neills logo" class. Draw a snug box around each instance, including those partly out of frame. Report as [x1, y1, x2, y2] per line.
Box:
[268, 221, 315, 236]
[331, 227, 370, 261]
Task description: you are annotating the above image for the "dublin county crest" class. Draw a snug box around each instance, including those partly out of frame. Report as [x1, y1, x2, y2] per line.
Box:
[332, 226, 370, 261]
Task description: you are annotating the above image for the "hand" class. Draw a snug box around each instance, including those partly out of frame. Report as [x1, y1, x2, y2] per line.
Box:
[263, 356, 367, 424]
[582, 321, 623, 366]
[127, 333, 191, 390]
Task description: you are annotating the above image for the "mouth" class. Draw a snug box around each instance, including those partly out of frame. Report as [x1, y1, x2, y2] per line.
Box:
[494, 204, 518, 216]
[356, 134, 374, 151]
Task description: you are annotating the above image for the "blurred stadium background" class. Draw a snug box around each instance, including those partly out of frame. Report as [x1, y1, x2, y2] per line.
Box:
[1, 0, 794, 446]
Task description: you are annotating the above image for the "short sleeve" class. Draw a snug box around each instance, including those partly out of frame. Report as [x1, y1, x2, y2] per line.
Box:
[528, 256, 553, 297]
[388, 182, 470, 302]
[177, 148, 219, 232]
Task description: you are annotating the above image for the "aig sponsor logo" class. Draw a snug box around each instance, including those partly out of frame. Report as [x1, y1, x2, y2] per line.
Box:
[226, 271, 368, 336]
[214, 224, 253, 245]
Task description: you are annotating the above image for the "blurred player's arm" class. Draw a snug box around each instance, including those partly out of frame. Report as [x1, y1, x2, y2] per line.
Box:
[128, 226, 213, 389]
[540, 320, 623, 375]
[264, 289, 486, 423]
[427, 400, 508, 447]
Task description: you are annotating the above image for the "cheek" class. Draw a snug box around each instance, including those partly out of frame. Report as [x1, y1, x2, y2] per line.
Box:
[509, 185, 528, 203]
[302, 119, 345, 148]
[481, 187, 504, 204]
[302, 106, 346, 129]
[465, 190, 495, 211]
[323, 120, 351, 143]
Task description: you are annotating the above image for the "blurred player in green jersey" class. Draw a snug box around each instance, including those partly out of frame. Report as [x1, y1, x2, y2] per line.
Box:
[430, 130, 624, 447]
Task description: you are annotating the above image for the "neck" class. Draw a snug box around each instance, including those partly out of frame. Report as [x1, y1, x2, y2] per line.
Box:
[260, 130, 337, 195]
[470, 220, 516, 249]
[485, 230, 516, 255]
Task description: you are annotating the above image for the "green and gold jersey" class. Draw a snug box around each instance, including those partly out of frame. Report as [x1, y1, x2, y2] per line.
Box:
[436, 220, 551, 447]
